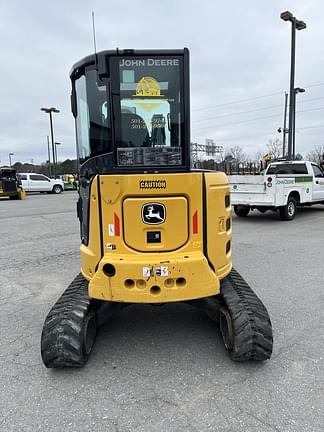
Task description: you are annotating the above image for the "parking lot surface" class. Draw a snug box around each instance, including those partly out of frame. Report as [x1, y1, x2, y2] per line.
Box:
[0, 192, 323, 432]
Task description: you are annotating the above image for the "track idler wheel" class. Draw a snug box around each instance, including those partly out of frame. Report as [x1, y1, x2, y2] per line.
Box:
[219, 306, 234, 351]
[82, 312, 97, 357]
[41, 274, 97, 368]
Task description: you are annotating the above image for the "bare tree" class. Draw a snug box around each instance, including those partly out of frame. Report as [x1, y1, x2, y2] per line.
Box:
[225, 146, 247, 164]
[254, 150, 264, 164]
[306, 144, 324, 164]
[266, 139, 283, 159]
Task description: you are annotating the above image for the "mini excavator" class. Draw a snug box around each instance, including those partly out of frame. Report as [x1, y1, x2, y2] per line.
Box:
[0, 167, 26, 200]
[41, 49, 273, 367]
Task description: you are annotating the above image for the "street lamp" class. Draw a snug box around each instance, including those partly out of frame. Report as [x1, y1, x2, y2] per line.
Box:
[280, 11, 306, 160]
[9, 152, 14, 167]
[41, 106, 60, 178]
[293, 87, 305, 158]
[54, 142, 62, 169]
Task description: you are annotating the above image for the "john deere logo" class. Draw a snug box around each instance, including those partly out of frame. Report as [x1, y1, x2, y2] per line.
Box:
[142, 203, 166, 225]
[136, 77, 161, 97]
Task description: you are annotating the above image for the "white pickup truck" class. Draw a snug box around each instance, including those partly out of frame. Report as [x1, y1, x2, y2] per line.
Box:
[229, 161, 324, 220]
[17, 173, 64, 194]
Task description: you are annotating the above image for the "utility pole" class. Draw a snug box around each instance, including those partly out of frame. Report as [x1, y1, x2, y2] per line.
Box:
[47, 135, 51, 177]
[282, 92, 288, 157]
[292, 87, 305, 158]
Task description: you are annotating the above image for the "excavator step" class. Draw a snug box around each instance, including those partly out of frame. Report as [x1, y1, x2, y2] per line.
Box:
[220, 268, 273, 361]
[41, 273, 96, 368]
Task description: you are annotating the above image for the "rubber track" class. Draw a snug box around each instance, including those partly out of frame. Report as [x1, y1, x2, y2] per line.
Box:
[221, 268, 273, 361]
[41, 273, 94, 368]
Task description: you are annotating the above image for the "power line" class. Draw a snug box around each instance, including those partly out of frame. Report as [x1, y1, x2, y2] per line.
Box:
[298, 96, 324, 104]
[192, 131, 277, 144]
[193, 113, 282, 131]
[193, 106, 324, 132]
[304, 82, 324, 89]
[192, 91, 284, 112]
[192, 82, 324, 114]
[192, 127, 324, 144]
[296, 106, 324, 115]
[192, 103, 282, 123]
[192, 96, 324, 124]
[297, 124, 324, 130]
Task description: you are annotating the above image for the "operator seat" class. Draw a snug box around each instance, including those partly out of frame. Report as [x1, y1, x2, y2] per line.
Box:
[121, 112, 151, 147]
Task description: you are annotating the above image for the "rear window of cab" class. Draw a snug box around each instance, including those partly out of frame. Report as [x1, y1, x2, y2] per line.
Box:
[266, 163, 308, 175]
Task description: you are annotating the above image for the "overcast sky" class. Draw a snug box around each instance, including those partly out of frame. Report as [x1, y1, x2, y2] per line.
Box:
[1, 0, 324, 165]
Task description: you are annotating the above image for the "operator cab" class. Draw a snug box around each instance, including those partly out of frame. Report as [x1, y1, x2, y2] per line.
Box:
[70, 49, 190, 176]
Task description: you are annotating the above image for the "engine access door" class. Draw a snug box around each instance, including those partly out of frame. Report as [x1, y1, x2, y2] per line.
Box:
[123, 196, 188, 252]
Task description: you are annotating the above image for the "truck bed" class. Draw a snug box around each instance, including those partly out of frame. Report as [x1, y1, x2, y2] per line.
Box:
[229, 175, 265, 192]
[228, 175, 274, 206]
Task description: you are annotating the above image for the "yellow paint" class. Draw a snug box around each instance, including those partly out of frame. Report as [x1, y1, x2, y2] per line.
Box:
[123, 196, 188, 251]
[0, 185, 26, 200]
[80, 177, 102, 279]
[81, 172, 232, 303]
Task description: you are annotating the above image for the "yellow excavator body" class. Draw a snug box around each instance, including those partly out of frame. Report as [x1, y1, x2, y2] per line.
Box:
[40, 48, 272, 368]
[80, 172, 232, 303]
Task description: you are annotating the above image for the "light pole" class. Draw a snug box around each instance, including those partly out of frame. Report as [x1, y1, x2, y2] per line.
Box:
[41, 106, 60, 178]
[9, 152, 14, 167]
[280, 11, 306, 160]
[292, 87, 305, 158]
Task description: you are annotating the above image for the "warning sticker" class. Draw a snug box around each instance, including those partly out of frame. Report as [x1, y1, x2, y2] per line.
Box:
[143, 267, 152, 277]
[108, 224, 115, 237]
[142, 266, 169, 277]
[155, 266, 169, 277]
[106, 243, 116, 250]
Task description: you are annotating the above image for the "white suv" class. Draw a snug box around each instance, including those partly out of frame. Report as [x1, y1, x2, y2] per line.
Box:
[18, 173, 64, 194]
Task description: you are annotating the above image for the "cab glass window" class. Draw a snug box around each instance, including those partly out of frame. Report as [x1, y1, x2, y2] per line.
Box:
[75, 70, 112, 164]
[312, 164, 324, 177]
[266, 163, 308, 175]
[30, 175, 48, 181]
[112, 56, 184, 166]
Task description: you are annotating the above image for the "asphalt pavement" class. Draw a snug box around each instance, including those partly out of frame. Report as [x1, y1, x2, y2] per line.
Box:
[0, 192, 323, 432]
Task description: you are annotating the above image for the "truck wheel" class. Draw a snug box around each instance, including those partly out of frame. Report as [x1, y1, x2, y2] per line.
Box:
[234, 205, 250, 217]
[52, 185, 63, 194]
[279, 197, 297, 221]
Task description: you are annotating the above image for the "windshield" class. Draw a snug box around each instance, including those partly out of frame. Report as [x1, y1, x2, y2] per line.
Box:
[112, 56, 184, 167]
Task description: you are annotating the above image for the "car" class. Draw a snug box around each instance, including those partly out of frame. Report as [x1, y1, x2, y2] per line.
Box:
[17, 173, 64, 194]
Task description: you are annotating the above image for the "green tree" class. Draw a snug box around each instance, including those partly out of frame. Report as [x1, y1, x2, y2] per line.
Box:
[57, 159, 77, 174]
